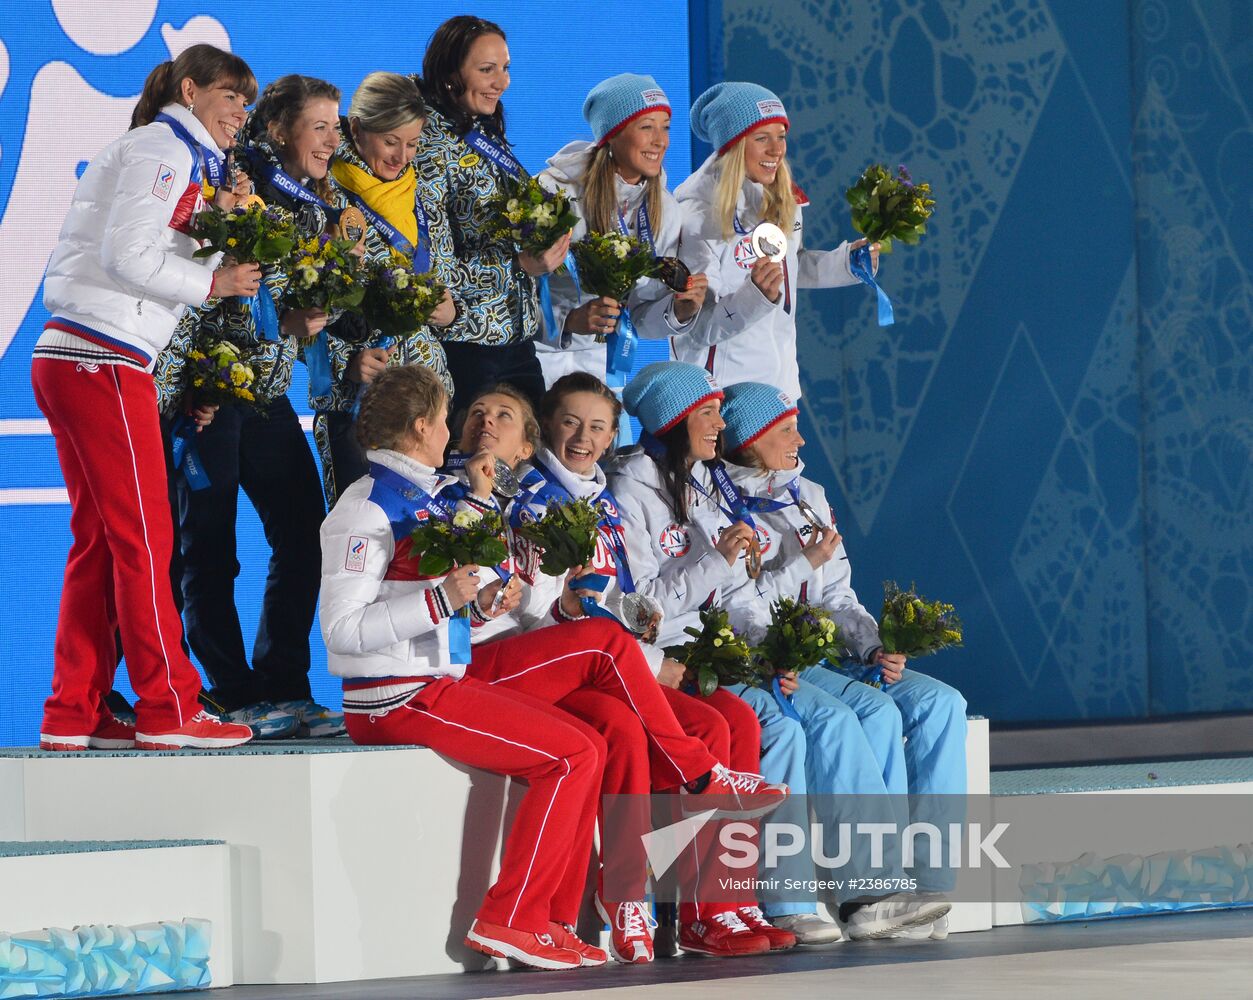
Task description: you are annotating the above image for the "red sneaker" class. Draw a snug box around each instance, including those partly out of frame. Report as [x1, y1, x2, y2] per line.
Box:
[548, 922, 607, 967]
[40, 714, 136, 751]
[678, 910, 771, 957]
[737, 906, 797, 950]
[595, 896, 656, 964]
[135, 711, 252, 750]
[464, 918, 581, 970]
[682, 763, 788, 820]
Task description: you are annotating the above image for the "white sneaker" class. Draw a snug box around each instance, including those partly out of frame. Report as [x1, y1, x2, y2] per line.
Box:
[772, 912, 844, 944]
[843, 897, 952, 941]
[901, 910, 950, 940]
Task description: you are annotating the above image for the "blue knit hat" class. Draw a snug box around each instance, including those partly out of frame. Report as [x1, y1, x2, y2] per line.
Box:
[690, 82, 789, 156]
[721, 382, 799, 453]
[623, 362, 723, 435]
[583, 73, 671, 146]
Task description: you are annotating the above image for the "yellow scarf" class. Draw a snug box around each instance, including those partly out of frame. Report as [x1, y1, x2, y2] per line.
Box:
[330, 158, 419, 246]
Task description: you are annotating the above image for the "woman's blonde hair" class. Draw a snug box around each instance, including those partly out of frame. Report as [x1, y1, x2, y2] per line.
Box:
[348, 72, 427, 137]
[458, 382, 541, 461]
[582, 143, 665, 239]
[356, 365, 447, 451]
[713, 138, 797, 240]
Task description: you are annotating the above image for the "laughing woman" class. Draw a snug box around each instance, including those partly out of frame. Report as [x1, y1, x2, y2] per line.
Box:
[314, 71, 456, 506]
[415, 15, 571, 409]
[533, 73, 708, 387]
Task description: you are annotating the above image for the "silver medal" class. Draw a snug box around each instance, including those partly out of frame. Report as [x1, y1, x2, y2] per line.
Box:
[750, 222, 788, 262]
[621, 593, 663, 637]
[492, 459, 520, 498]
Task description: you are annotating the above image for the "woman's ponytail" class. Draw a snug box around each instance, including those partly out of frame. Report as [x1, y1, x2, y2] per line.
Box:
[130, 61, 176, 129]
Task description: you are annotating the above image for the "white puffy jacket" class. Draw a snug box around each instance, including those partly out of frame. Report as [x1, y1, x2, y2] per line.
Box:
[673, 153, 860, 400]
[41, 103, 218, 365]
[534, 140, 696, 384]
[719, 459, 882, 661]
[319, 449, 493, 681]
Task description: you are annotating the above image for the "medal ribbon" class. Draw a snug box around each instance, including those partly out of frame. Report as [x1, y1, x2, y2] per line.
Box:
[849, 244, 894, 326]
[170, 414, 211, 491]
[464, 128, 523, 179]
[155, 112, 225, 188]
[345, 191, 431, 273]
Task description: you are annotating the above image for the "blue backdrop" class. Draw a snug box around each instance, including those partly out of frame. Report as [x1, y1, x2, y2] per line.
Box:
[0, 0, 685, 746]
[1, 0, 1250, 745]
[699, 0, 1253, 722]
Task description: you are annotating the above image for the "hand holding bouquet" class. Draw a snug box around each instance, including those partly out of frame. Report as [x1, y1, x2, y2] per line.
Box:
[879, 580, 962, 658]
[757, 598, 842, 677]
[190, 202, 298, 263]
[492, 176, 578, 253]
[514, 497, 602, 577]
[361, 253, 447, 338]
[409, 507, 509, 578]
[180, 337, 268, 410]
[284, 234, 365, 315]
[665, 606, 764, 697]
[568, 232, 660, 341]
[844, 163, 934, 254]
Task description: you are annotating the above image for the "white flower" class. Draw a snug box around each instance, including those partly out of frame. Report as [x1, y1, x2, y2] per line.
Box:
[713, 638, 723, 647]
[506, 198, 520, 213]
[452, 509, 482, 529]
[611, 238, 630, 260]
[531, 203, 555, 226]
[395, 272, 411, 290]
[297, 264, 318, 286]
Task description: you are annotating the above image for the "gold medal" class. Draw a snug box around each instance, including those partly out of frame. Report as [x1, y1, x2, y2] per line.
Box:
[335, 205, 367, 252]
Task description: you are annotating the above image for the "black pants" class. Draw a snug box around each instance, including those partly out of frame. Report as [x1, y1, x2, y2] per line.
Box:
[443, 338, 545, 418]
[175, 395, 325, 712]
[315, 409, 370, 509]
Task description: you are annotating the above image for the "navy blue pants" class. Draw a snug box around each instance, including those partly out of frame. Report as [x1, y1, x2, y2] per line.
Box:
[175, 394, 324, 712]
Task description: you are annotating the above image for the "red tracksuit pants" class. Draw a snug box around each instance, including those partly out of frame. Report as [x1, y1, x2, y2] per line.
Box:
[32, 358, 203, 734]
[345, 670, 604, 934]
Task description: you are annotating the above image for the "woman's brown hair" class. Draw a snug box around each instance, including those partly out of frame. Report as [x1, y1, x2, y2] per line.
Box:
[131, 44, 257, 130]
[539, 371, 623, 443]
[420, 15, 508, 137]
[356, 365, 448, 452]
[244, 75, 341, 201]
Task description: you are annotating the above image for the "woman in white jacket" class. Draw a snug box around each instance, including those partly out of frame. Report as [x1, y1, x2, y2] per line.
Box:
[33, 45, 260, 752]
[674, 83, 878, 400]
[534, 73, 708, 388]
[718, 380, 965, 940]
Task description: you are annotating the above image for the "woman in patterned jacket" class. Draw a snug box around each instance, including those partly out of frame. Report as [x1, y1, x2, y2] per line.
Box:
[153, 74, 346, 740]
[415, 15, 571, 411]
[315, 72, 456, 506]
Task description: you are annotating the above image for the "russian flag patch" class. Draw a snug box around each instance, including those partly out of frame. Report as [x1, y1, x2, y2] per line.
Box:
[153, 163, 175, 201]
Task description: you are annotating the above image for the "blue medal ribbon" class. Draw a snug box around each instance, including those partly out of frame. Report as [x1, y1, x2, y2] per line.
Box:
[771, 673, 803, 722]
[155, 112, 225, 188]
[344, 191, 431, 273]
[304, 330, 332, 400]
[703, 460, 757, 530]
[351, 335, 396, 417]
[605, 305, 638, 386]
[449, 610, 472, 665]
[248, 280, 280, 342]
[617, 202, 654, 253]
[246, 150, 335, 217]
[464, 128, 523, 180]
[170, 415, 211, 491]
[849, 244, 893, 327]
[539, 250, 582, 346]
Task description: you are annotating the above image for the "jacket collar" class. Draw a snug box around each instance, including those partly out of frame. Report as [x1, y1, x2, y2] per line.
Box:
[534, 447, 606, 501]
[365, 449, 450, 494]
[159, 102, 224, 158]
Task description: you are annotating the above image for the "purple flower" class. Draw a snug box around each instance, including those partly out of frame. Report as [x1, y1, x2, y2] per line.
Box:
[897, 164, 915, 189]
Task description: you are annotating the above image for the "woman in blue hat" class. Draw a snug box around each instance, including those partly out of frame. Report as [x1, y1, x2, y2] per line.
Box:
[716, 379, 966, 941]
[674, 83, 878, 401]
[533, 73, 709, 388]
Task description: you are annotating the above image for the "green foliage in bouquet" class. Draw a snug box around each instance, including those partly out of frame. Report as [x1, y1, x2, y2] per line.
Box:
[568, 231, 660, 303]
[757, 598, 842, 675]
[665, 606, 764, 697]
[491, 176, 579, 253]
[181, 337, 269, 409]
[879, 580, 963, 658]
[190, 202, 298, 262]
[361, 253, 447, 338]
[285, 233, 365, 314]
[514, 497, 602, 577]
[845, 163, 934, 253]
[409, 507, 509, 578]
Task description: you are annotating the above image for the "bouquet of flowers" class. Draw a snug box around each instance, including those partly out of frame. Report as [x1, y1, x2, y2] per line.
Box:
[756, 598, 842, 676]
[360, 253, 447, 337]
[879, 580, 963, 658]
[179, 336, 268, 409]
[408, 507, 509, 578]
[844, 163, 935, 253]
[190, 202, 298, 263]
[491, 176, 578, 253]
[514, 497, 602, 577]
[568, 232, 660, 340]
[284, 233, 365, 315]
[665, 606, 764, 697]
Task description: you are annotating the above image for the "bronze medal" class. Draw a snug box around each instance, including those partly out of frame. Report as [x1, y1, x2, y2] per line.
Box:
[746, 533, 763, 579]
[795, 497, 826, 530]
[655, 256, 692, 293]
[336, 205, 367, 252]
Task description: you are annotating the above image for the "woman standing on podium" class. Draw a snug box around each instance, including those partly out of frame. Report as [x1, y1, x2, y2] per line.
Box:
[415, 15, 570, 411]
[33, 45, 257, 751]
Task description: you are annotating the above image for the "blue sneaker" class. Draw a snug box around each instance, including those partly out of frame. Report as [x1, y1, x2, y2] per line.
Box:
[273, 699, 346, 738]
[221, 701, 299, 740]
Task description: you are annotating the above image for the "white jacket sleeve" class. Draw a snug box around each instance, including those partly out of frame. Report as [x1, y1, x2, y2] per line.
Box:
[812, 493, 882, 661]
[675, 219, 778, 348]
[614, 477, 737, 613]
[100, 133, 214, 307]
[796, 241, 858, 289]
[319, 499, 445, 655]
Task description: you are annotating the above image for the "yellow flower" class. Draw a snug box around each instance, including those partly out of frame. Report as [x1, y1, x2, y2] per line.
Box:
[712, 638, 723, 647]
[229, 364, 249, 386]
[227, 237, 238, 247]
[237, 388, 256, 402]
[299, 256, 316, 268]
